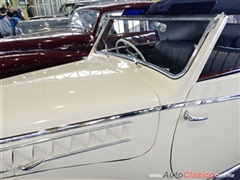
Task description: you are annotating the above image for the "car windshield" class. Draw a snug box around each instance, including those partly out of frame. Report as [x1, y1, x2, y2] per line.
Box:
[96, 16, 215, 77]
[68, 10, 100, 31]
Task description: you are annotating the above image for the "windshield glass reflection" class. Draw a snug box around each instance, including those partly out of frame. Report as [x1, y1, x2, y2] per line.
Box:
[95, 16, 214, 77]
[68, 10, 100, 31]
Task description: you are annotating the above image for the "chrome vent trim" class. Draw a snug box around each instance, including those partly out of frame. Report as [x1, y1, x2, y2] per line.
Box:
[0, 121, 132, 152]
[1, 121, 133, 174]
[20, 139, 131, 172]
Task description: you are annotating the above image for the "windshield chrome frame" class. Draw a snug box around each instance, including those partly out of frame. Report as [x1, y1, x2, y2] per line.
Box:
[94, 14, 226, 79]
[95, 10, 124, 38]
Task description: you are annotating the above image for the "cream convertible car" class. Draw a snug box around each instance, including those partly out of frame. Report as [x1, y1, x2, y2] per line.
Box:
[1, 13, 240, 179]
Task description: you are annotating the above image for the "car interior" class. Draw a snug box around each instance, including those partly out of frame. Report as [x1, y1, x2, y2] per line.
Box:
[96, 17, 240, 80]
[199, 23, 240, 80]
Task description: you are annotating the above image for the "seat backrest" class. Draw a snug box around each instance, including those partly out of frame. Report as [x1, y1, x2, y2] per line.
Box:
[194, 34, 239, 48]
[151, 40, 195, 74]
[216, 35, 237, 47]
[201, 46, 240, 76]
[235, 37, 240, 48]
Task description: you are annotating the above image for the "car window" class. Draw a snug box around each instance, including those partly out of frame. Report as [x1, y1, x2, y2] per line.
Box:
[59, 4, 74, 15]
[112, 20, 152, 34]
[69, 10, 100, 31]
[70, 4, 87, 15]
[198, 15, 240, 81]
[97, 11, 123, 35]
[96, 16, 212, 78]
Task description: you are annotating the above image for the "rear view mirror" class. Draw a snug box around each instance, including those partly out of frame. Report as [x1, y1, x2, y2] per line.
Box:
[152, 21, 167, 32]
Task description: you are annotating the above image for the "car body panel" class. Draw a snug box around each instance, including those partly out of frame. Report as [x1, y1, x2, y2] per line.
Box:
[1, 54, 159, 137]
[172, 74, 240, 179]
[0, 54, 160, 178]
[0, 51, 89, 79]
[0, 29, 91, 51]
[10, 109, 178, 180]
[1, 3, 240, 179]
[107, 14, 240, 177]
[91, 12, 239, 178]
[2, 113, 160, 178]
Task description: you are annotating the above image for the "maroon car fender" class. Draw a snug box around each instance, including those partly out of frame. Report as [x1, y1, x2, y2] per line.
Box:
[0, 51, 88, 79]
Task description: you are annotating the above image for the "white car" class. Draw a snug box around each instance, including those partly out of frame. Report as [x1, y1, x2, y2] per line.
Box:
[1, 5, 240, 180]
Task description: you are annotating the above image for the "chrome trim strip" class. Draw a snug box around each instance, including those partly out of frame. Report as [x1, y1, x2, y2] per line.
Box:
[1, 94, 239, 146]
[20, 138, 131, 172]
[0, 121, 132, 152]
[161, 102, 185, 111]
[162, 93, 240, 111]
[0, 106, 160, 145]
[109, 15, 216, 21]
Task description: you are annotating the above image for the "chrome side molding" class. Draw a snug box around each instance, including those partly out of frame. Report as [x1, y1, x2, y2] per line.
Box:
[0, 93, 239, 145]
[162, 93, 240, 111]
[0, 106, 160, 145]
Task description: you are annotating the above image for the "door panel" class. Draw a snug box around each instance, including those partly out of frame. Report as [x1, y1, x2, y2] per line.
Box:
[171, 74, 240, 179]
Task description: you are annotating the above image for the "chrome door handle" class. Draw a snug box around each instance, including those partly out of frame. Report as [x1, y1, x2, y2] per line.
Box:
[184, 110, 208, 122]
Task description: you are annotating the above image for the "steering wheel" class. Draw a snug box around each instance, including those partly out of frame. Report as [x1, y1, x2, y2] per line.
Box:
[115, 39, 146, 62]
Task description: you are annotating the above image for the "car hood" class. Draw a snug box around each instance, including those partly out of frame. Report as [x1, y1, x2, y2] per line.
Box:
[0, 54, 160, 178]
[16, 17, 70, 34]
[1, 54, 159, 138]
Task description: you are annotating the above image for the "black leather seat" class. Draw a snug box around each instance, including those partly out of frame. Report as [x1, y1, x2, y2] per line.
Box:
[151, 40, 195, 74]
[217, 35, 237, 47]
[201, 46, 240, 76]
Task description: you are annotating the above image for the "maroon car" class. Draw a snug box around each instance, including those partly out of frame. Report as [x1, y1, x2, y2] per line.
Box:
[0, 1, 153, 79]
